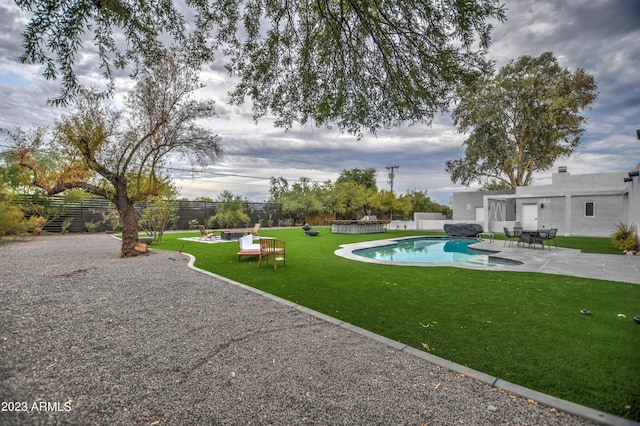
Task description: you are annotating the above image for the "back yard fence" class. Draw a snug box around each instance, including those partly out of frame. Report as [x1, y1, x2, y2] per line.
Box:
[15, 196, 283, 233]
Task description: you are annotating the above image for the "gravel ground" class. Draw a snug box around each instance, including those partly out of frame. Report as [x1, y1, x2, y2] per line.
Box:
[0, 234, 602, 425]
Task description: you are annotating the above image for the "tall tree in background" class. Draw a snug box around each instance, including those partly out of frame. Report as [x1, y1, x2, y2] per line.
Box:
[6, 58, 222, 256]
[445, 52, 597, 188]
[336, 168, 378, 191]
[17, 0, 505, 135]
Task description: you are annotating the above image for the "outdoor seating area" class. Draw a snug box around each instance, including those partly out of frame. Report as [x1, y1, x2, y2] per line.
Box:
[221, 224, 261, 240]
[236, 234, 286, 269]
[503, 227, 558, 249]
[198, 225, 218, 241]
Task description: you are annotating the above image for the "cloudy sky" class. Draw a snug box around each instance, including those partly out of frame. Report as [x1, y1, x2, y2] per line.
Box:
[1, 0, 639, 205]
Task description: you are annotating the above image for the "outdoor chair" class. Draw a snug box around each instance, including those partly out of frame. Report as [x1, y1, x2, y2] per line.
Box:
[244, 223, 261, 237]
[543, 228, 558, 248]
[237, 234, 261, 260]
[520, 230, 545, 249]
[513, 226, 523, 237]
[503, 227, 519, 247]
[259, 238, 286, 270]
[198, 225, 217, 241]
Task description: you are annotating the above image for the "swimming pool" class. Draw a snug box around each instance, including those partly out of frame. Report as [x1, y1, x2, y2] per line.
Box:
[350, 237, 522, 267]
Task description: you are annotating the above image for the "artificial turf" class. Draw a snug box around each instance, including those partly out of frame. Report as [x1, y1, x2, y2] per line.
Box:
[151, 228, 640, 420]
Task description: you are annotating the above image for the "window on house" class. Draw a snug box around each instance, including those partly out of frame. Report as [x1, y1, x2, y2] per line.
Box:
[585, 202, 595, 217]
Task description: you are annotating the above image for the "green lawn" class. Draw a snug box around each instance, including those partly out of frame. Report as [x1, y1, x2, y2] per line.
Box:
[152, 228, 640, 420]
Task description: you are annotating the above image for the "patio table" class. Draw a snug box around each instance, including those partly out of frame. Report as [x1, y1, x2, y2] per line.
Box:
[519, 230, 545, 249]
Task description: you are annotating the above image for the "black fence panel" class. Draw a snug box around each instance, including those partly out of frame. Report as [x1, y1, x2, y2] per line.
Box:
[15, 196, 282, 233]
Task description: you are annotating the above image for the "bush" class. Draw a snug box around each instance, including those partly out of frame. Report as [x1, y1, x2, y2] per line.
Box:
[85, 220, 99, 233]
[611, 222, 638, 252]
[0, 201, 30, 238]
[61, 217, 73, 234]
[102, 210, 122, 232]
[0, 201, 46, 238]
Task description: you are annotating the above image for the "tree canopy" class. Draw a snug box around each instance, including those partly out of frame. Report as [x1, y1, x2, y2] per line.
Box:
[336, 167, 378, 191]
[445, 52, 598, 188]
[17, 0, 505, 135]
[5, 57, 222, 256]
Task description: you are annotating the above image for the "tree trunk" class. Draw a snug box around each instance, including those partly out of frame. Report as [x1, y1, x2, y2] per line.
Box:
[115, 195, 141, 257]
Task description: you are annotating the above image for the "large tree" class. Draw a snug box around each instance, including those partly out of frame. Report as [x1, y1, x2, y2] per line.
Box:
[445, 52, 597, 188]
[17, 0, 505, 135]
[6, 58, 222, 256]
[336, 168, 378, 191]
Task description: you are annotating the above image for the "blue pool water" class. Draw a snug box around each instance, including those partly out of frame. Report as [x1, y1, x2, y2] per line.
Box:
[353, 237, 522, 267]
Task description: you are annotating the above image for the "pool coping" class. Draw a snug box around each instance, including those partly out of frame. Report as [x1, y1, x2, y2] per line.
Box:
[335, 235, 640, 284]
[335, 236, 523, 270]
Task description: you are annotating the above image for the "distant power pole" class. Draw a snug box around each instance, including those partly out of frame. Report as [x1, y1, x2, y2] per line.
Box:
[386, 165, 399, 221]
[386, 165, 399, 193]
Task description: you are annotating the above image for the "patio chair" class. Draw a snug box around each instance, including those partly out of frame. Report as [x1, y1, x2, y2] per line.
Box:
[503, 227, 518, 247]
[244, 223, 261, 237]
[542, 228, 558, 248]
[520, 230, 545, 249]
[237, 234, 261, 260]
[259, 238, 286, 269]
[198, 225, 217, 241]
[513, 226, 523, 237]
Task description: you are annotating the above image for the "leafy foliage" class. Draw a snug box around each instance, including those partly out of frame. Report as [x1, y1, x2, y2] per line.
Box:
[5, 56, 221, 256]
[270, 170, 450, 222]
[207, 191, 249, 229]
[611, 222, 639, 252]
[446, 52, 598, 188]
[138, 198, 180, 242]
[336, 167, 377, 191]
[17, 0, 505, 135]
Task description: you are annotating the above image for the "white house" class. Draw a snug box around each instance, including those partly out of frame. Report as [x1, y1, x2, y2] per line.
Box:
[451, 163, 640, 237]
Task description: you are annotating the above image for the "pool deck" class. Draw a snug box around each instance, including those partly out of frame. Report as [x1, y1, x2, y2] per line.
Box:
[336, 237, 640, 284]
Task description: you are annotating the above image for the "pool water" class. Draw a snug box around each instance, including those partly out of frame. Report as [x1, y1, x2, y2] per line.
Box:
[353, 237, 522, 267]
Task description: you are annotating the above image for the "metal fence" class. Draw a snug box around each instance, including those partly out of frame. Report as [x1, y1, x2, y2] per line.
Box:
[16, 196, 283, 233]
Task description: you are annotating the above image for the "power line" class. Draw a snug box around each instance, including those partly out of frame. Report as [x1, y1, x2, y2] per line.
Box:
[161, 166, 330, 185]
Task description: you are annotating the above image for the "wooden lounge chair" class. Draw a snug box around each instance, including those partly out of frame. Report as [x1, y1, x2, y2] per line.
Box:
[198, 225, 217, 241]
[237, 234, 261, 260]
[259, 238, 286, 269]
[244, 223, 261, 236]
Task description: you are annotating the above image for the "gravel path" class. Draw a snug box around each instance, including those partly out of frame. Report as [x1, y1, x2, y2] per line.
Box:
[0, 234, 605, 425]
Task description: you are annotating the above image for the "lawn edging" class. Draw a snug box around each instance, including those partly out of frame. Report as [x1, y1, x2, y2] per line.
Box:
[180, 251, 638, 426]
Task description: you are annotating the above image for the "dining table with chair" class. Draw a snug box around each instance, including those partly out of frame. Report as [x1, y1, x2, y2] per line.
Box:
[504, 227, 557, 249]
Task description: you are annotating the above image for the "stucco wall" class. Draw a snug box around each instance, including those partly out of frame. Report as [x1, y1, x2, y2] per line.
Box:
[451, 169, 637, 237]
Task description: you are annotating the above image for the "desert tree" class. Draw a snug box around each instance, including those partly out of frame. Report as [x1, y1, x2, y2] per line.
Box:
[17, 0, 505, 135]
[6, 57, 222, 256]
[446, 52, 598, 188]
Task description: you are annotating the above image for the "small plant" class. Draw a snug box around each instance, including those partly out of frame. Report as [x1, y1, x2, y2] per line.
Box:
[138, 199, 179, 242]
[61, 217, 74, 234]
[102, 210, 122, 232]
[611, 222, 638, 252]
[85, 220, 99, 233]
[188, 219, 199, 229]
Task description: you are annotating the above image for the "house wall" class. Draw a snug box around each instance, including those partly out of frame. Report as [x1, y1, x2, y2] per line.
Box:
[451, 169, 636, 238]
[514, 171, 628, 237]
[628, 163, 640, 228]
[452, 190, 513, 221]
